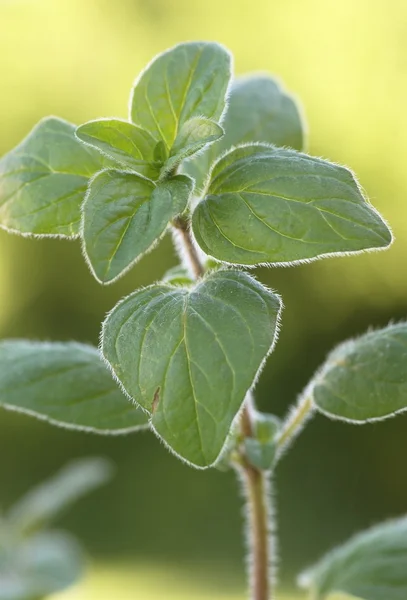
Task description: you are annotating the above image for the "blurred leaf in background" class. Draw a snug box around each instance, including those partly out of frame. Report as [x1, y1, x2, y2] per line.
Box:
[0, 458, 113, 600]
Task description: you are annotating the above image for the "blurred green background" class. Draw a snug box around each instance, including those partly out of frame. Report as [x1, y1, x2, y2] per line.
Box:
[1, 0, 407, 598]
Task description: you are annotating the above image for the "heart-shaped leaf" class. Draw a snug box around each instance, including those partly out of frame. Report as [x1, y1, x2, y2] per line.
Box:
[0, 340, 148, 433]
[192, 144, 392, 265]
[102, 269, 281, 467]
[298, 516, 407, 600]
[82, 171, 193, 283]
[129, 42, 231, 154]
[76, 119, 160, 179]
[311, 322, 407, 422]
[184, 74, 305, 189]
[0, 117, 114, 237]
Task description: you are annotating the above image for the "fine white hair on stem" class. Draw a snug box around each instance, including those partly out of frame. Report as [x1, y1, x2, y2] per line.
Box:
[235, 466, 278, 598]
[170, 225, 206, 279]
[275, 388, 315, 462]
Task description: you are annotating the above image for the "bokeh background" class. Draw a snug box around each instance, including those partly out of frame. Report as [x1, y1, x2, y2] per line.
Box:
[1, 0, 407, 598]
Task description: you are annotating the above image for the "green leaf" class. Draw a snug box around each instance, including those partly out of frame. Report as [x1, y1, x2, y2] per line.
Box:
[161, 117, 224, 177]
[254, 412, 281, 444]
[8, 458, 113, 535]
[192, 144, 392, 265]
[0, 117, 113, 237]
[162, 265, 194, 286]
[0, 340, 149, 433]
[244, 412, 281, 471]
[298, 516, 407, 600]
[129, 42, 231, 154]
[102, 269, 281, 467]
[75, 118, 161, 179]
[184, 74, 305, 189]
[82, 171, 193, 283]
[0, 531, 83, 600]
[310, 322, 407, 422]
[244, 438, 276, 471]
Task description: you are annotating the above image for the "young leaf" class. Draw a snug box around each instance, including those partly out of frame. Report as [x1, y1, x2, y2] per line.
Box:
[0, 531, 83, 600]
[244, 438, 276, 471]
[0, 340, 149, 433]
[8, 458, 113, 535]
[244, 412, 281, 470]
[254, 413, 281, 444]
[0, 117, 113, 237]
[310, 322, 407, 422]
[102, 269, 281, 468]
[298, 517, 407, 600]
[82, 171, 193, 283]
[161, 117, 224, 178]
[163, 265, 194, 286]
[184, 74, 305, 189]
[129, 42, 231, 153]
[76, 119, 160, 179]
[192, 144, 392, 265]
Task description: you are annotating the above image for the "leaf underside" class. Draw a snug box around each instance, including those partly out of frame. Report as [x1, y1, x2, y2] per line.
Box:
[102, 269, 281, 467]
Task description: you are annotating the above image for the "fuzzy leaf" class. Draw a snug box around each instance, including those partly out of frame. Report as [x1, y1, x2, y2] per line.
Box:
[75, 119, 160, 179]
[161, 117, 223, 177]
[254, 412, 281, 444]
[192, 144, 392, 265]
[299, 517, 407, 600]
[311, 322, 407, 422]
[0, 531, 83, 600]
[244, 438, 276, 471]
[0, 117, 113, 237]
[0, 340, 148, 433]
[244, 412, 280, 470]
[8, 458, 113, 535]
[184, 74, 305, 189]
[163, 265, 194, 286]
[102, 269, 281, 467]
[130, 42, 231, 153]
[82, 171, 193, 283]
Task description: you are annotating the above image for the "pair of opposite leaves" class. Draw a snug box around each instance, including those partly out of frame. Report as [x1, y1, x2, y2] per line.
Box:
[0, 42, 390, 283]
[0, 41, 397, 468]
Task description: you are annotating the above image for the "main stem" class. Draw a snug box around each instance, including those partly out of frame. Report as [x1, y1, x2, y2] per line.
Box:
[240, 406, 273, 600]
[172, 215, 205, 279]
[172, 219, 273, 600]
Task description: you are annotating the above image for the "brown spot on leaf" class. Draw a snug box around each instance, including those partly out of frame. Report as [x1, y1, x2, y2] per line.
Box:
[152, 387, 160, 413]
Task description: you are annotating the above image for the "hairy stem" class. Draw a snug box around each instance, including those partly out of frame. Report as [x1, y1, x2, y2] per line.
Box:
[173, 223, 274, 599]
[239, 405, 273, 600]
[172, 215, 205, 279]
[275, 393, 314, 461]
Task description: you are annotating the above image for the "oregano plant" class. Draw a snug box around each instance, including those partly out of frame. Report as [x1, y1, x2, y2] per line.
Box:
[0, 41, 406, 599]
